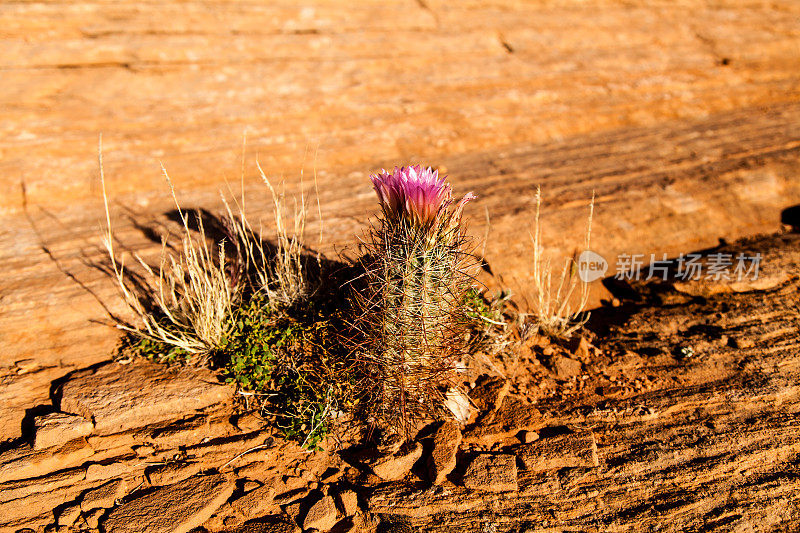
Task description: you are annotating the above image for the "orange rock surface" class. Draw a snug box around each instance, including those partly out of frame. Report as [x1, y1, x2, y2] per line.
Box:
[1, 1, 799, 446]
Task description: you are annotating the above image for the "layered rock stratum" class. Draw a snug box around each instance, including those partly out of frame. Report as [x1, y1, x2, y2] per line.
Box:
[1, 1, 799, 531]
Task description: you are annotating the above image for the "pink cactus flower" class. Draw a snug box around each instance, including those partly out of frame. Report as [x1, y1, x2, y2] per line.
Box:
[370, 166, 474, 228]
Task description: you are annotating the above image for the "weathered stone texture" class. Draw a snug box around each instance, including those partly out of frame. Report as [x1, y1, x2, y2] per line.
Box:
[59, 361, 233, 435]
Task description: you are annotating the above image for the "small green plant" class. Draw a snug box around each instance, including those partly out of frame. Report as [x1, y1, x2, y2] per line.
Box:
[463, 287, 511, 355]
[220, 296, 353, 450]
[215, 247, 355, 451]
[464, 287, 508, 326]
[221, 296, 300, 391]
[277, 387, 334, 451]
[119, 332, 192, 365]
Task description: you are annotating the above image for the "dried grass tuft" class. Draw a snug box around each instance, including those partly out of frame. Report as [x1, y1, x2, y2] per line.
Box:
[254, 160, 310, 307]
[99, 145, 311, 363]
[520, 186, 594, 340]
[100, 155, 239, 362]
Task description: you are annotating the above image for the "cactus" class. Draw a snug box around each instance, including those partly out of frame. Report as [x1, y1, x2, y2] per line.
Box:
[354, 166, 475, 438]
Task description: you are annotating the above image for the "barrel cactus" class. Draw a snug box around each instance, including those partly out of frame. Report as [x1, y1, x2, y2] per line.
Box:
[355, 165, 475, 438]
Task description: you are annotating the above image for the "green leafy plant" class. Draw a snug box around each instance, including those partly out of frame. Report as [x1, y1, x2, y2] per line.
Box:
[220, 294, 355, 450]
[119, 333, 192, 365]
[463, 287, 508, 326]
[463, 287, 511, 355]
[222, 296, 299, 391]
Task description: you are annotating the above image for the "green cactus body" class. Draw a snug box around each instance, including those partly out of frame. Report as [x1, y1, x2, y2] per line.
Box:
[362, 207, 469, 438]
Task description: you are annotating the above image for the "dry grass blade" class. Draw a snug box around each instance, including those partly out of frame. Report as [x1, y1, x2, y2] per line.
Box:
[99, 141, 239, 361]
[522, 186, 594, 340]
[255, 160, 309, 307]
